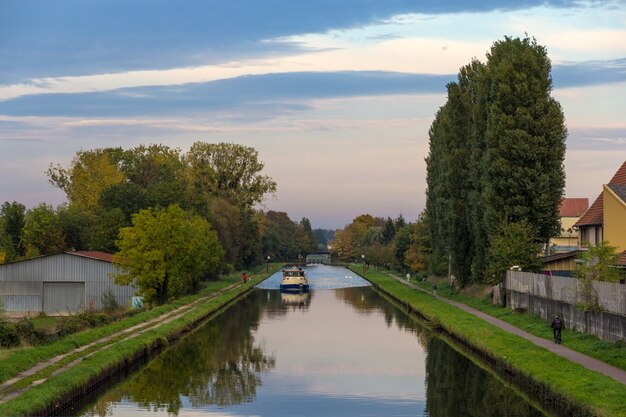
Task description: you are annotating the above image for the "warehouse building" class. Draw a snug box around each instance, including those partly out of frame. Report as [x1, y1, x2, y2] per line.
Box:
[0, 251, 134, 317]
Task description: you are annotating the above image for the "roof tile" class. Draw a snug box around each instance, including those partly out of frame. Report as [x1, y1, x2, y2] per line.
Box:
[559, 198, 589, 217]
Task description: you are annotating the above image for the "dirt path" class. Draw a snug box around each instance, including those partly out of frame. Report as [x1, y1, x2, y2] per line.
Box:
[388, 273, 626, 386]
[0, 281, 244, 404]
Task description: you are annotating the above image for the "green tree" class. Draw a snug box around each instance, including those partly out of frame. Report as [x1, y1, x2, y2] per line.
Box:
[574, 242, 621, 312]
[299, 217, 317, 253]
[393, 225, 411, 270]
[0, 201, 26, 261]
[575, 242, 621, 283]
[425, 36, 566, 282]
[114, 205, 224, 305]
[184, 142, 277, 210]
[381, 217, 396, 244]
[485, 220, 543, 284]
[47, 148, 126, 214]
[206, 197, 244, 268]
[57, 204, 95, 251]
[90, 208, 126, 253]
[22, 203, 65, 257]
[483, 36, 566, 253]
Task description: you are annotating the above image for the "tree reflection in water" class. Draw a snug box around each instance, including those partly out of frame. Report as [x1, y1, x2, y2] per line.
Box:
[425, 337, 548, 417]
[335, 286, 433, 346]
[84, 293, 275, 416]
[337, 287, 550, 417]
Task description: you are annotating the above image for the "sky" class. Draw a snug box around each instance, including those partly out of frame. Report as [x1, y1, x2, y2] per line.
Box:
[0, 0, 625, 229]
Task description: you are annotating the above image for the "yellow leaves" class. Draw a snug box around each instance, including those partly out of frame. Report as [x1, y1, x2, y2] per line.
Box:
[67, 151, 126, 213]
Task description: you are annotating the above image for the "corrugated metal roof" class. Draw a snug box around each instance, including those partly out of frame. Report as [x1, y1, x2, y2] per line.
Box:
[65, 251, 114, 263]
[559, 198, 589, 217]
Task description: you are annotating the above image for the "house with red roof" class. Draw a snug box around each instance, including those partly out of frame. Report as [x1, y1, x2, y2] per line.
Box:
[574, 160, 626, 267]
[550, 198, 589, 253]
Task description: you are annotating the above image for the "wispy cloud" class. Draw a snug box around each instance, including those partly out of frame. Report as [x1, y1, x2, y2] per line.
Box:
[0, 72, 453, 118]
[0, 0, 581, 83]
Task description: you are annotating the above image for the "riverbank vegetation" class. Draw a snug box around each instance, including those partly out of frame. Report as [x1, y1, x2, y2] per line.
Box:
[358, 267, 626, 417]
[408, 275, 626, 372]
[0, 142, 318, 306]
[0, 264, 278, 416]
[0, 274, 260, 416]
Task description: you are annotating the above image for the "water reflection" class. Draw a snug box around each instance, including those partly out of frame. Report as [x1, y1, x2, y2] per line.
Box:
[72, 267, 553, 417]
[425, 337, 548, 417]
[76, 293, 275, 416]
[280, 291, 311, 310]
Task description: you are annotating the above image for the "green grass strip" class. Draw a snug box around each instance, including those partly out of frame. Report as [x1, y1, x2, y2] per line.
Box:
[408, 276, 626, 372]
[0, 263, 276, 386]
[0, 277, 256, 417]
[355, 268, 626, 417]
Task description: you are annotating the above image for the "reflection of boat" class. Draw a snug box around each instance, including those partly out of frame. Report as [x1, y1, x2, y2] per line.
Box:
[280, 291, 310, 306]
[280, 266, 309, 292]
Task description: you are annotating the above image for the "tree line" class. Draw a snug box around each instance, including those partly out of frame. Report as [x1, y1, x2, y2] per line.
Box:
[425, 36, 566, 285]
[0, 142, 319, 304]
[331, 213, 429, 277]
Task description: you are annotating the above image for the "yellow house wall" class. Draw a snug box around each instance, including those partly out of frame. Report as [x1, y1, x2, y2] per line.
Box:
[603, 185, 626, 253]
[550, 216, 580, 250]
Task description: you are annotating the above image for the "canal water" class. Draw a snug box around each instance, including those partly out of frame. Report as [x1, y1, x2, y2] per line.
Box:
[69, 265, 550, 417]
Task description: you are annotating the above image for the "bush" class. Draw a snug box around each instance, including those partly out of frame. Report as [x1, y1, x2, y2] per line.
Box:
[56, 316, 87, 337]
[101, 289, 119, 312]
[0, 322, 20, 348]
[76, 312, 110, 327]
[15, 319, 49, 346]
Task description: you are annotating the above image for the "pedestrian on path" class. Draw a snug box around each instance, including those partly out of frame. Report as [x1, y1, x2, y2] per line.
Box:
[432, 283, 437, 295]
[242, 272, 248, 283]
[551, 315, 563, 344]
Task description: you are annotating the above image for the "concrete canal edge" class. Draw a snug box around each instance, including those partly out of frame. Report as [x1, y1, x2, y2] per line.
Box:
[0, 282, 255, 417]
[360, 272, 603, 417]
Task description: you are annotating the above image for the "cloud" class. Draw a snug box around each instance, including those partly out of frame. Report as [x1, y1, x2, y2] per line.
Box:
[0, 71, 454, 118]
[0, 0, 582, 83]
[552, 58, 626, 88]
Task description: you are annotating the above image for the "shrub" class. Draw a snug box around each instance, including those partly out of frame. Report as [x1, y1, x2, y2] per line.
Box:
[0, 322, 20, 348]
[56, 316, 87, 337]
[101, 289, 119, 312]
[15, 319, 49, 346]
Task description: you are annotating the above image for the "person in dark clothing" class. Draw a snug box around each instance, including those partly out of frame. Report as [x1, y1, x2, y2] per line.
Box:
[551, 315, 563, 344]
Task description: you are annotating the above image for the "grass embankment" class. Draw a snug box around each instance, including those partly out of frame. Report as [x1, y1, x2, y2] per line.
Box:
[0, 264, 278, 416]
[410, 276, 626, 372]
[355, 267, 626, 417]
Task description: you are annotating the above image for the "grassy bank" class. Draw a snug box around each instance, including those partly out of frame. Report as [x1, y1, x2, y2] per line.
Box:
[409, 275, 626, 372]
[355, 267, 626, 417]
[0, 264, 278, 416]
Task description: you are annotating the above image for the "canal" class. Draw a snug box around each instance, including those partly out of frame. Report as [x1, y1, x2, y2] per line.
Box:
[67, 265, 550, 417]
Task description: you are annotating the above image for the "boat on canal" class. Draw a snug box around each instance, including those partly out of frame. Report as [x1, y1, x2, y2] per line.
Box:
[280, 266, 309, 293]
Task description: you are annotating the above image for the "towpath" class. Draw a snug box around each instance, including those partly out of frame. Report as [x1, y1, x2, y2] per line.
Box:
[387, 273, 626, 386]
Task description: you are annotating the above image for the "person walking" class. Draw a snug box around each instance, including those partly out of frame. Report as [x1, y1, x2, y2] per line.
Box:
[551, 315, 563, 344]
[242, 272, 248, 283]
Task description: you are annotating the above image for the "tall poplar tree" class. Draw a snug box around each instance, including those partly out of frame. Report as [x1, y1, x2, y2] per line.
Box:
[483, 37, 566, 252]
[425, 36, 566, 282]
